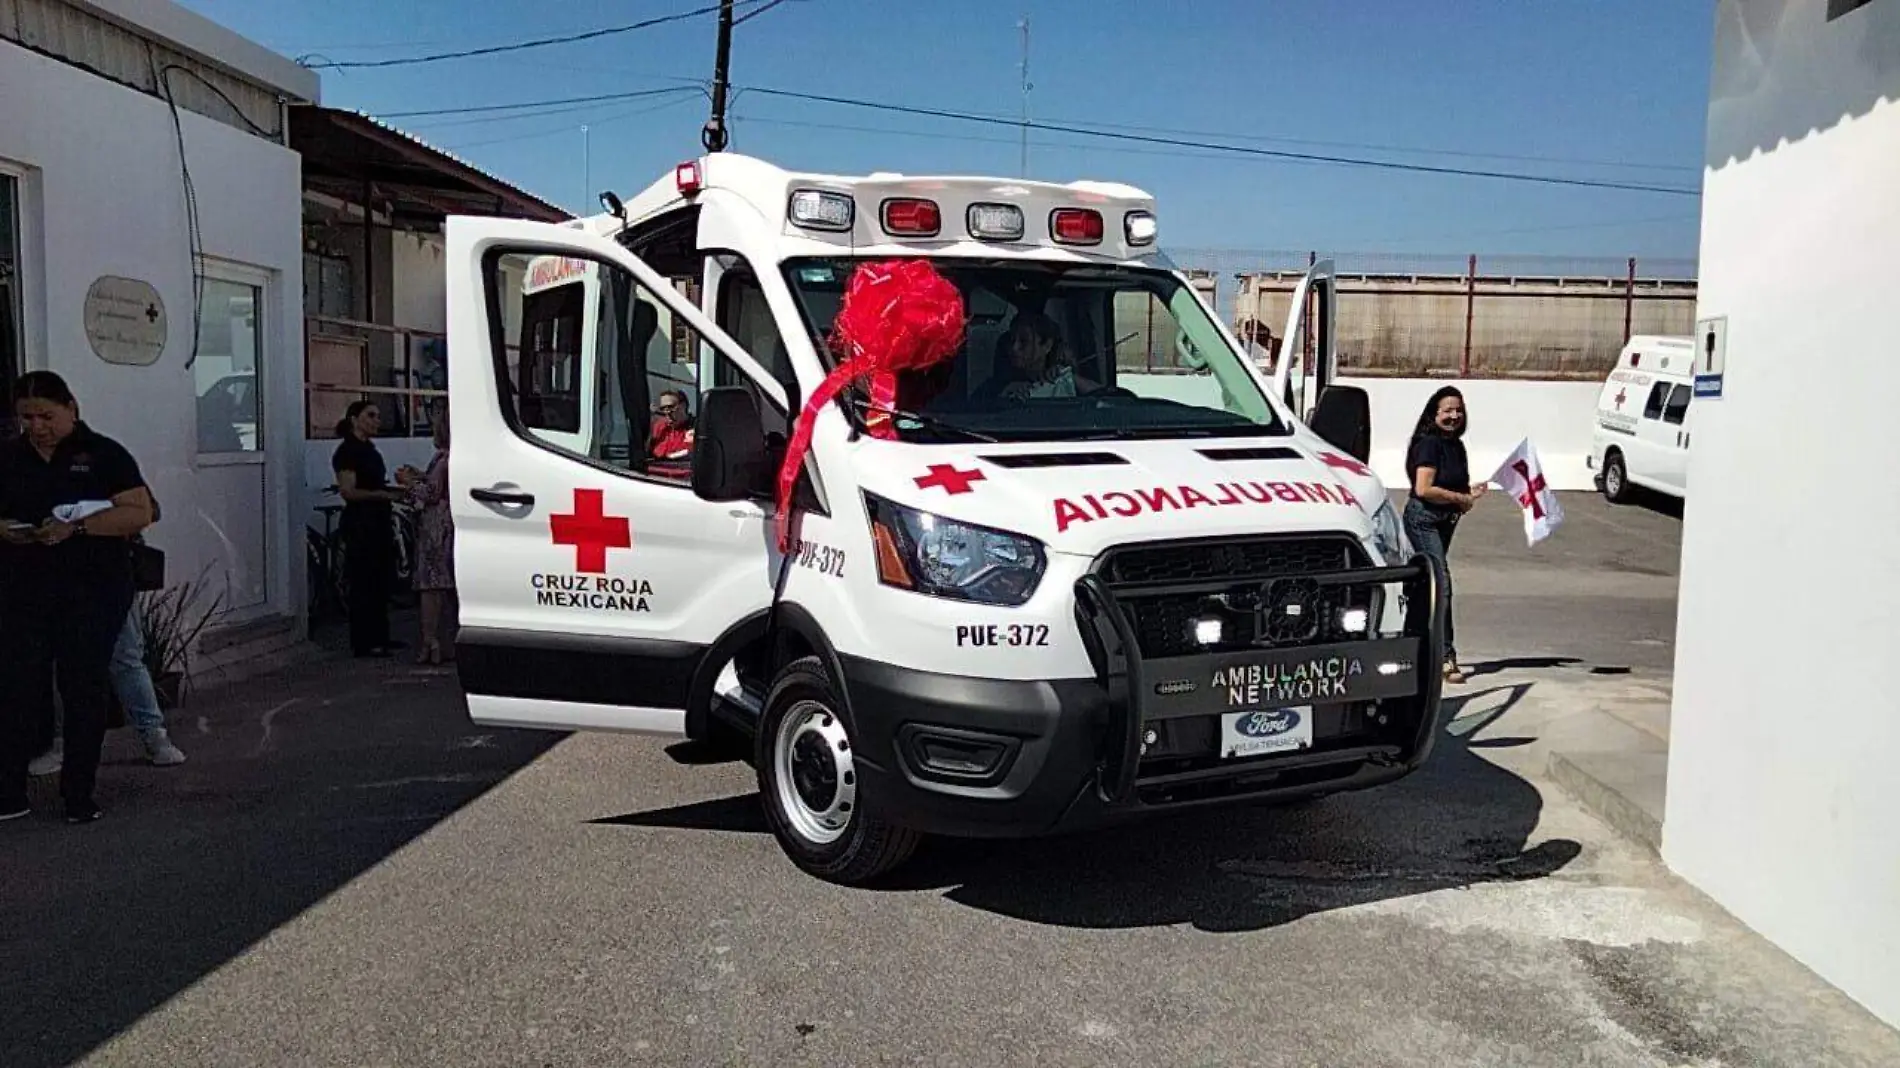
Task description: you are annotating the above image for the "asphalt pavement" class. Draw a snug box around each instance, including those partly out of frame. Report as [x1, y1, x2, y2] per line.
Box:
[7, 490, 1899, 1067]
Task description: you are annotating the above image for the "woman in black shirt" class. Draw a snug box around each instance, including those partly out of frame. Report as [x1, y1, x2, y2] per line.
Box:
[0, 371, 155, 823]
[331, 401, 406, 658]
[1404, 386, 1487, 684]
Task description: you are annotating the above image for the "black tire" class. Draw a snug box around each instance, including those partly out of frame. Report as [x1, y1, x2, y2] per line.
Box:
[1601, 449, 1631, 504]
[756, 656, 921, 885]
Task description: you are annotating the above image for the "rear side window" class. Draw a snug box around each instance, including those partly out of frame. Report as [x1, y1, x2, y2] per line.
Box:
[1642, 382, 1670, 420]
[516, 282, 585, 433]
[1662, 384, 1691, 425]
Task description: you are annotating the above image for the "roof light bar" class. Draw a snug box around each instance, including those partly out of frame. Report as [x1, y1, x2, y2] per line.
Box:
[880, 197, 941, 237]
[967, 203, 1025, 242]
[1050, 208, 1104, 246]
[788, 189, 854, 232]
[1123, 210, 1157, 247]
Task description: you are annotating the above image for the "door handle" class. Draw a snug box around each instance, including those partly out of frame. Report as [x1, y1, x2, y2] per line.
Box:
[470, 486, 535, 506]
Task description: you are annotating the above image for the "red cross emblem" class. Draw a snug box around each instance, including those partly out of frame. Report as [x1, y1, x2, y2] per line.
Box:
[1614, 387, 1627, 409]
[550, 488, 632, 573]
[1318, 451, 1371, 478]
[1511, 459, 1550, 520]
[914, 464, 986, 495]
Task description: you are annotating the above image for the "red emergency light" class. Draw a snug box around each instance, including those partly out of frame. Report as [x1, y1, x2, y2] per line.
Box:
[675, 160, 703, 195]
[1050, 208, 1104, 246]
[880, 198, 941, 237]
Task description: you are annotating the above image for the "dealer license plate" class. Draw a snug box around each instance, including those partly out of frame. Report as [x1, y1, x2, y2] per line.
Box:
[1220, 706, 1314, 759]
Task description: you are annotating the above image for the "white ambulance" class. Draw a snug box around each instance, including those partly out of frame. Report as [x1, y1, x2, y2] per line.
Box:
[1587, 334, 1695, 502]
[444, 153, 1445, 884]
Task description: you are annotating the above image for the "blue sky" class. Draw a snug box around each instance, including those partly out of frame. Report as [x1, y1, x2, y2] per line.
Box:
[179, 0, 1715, 265]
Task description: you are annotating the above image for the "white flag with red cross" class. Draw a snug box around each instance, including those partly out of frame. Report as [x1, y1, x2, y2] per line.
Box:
[1488, 437, 1564, 547]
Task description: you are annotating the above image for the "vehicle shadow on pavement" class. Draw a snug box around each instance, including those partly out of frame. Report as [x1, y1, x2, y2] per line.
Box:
[625, 685, 1582, 932]
[0, 655, 559, 1068]
[898, 684, 1582, 932]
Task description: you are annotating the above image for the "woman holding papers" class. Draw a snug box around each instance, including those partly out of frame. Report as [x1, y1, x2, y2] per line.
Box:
[1404, 386, 1486, 685]
[0, 371, 155, 823]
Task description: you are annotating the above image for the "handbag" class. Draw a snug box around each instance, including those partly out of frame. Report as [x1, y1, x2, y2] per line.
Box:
[130, 537, 166, 592]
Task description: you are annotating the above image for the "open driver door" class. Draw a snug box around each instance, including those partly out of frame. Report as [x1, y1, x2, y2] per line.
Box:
[1268, 259, 1337, 425]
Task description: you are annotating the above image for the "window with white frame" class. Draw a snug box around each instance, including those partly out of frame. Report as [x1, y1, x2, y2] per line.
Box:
[195, 276, 264, 455]
[1, 173, 23, 425]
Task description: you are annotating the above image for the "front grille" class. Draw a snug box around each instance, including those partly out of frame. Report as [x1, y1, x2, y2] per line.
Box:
[1100, 536, 1356, 586]
[1098, 535, 1373, 659]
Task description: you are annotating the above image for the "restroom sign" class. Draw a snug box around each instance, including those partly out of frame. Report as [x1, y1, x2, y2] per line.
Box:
[1694, 315, 1726, 399]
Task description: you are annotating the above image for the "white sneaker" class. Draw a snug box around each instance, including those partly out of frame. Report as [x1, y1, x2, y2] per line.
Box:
[28, 741, 62, 778]
[140, 729, 187, 767]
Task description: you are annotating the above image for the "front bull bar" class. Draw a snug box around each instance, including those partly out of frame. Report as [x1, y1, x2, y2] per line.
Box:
[1074, 553, 1446, 805]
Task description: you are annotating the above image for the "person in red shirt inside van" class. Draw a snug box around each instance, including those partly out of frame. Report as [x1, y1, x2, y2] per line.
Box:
[647, 390, 695, 479]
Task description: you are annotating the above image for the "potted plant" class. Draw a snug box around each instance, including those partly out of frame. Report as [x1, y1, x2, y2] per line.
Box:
[134, 569, 227, 709]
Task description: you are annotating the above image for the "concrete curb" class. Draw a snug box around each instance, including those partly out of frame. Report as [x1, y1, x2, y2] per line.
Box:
[1548, 746, 1667, 853]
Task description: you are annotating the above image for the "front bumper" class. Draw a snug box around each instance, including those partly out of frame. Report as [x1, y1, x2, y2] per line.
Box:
[841, 555, 1445, 839]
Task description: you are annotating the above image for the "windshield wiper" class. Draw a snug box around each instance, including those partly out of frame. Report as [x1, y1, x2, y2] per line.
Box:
[1079, 424, 1280, 440]
[843, 394, 999, 443]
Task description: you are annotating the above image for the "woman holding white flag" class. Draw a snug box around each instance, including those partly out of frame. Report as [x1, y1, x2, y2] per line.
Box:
[1403, 386, 1487, 684]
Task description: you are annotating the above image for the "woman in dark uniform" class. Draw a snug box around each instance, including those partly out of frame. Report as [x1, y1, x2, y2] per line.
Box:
[0, 371, 155, 823]
[331, 400, 406, 658]
[1403, 386, 1487, 685]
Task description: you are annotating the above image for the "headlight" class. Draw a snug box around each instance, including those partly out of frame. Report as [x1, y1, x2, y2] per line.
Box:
[864, 493, 1046, 606]
[1369, 499, 1410, 564]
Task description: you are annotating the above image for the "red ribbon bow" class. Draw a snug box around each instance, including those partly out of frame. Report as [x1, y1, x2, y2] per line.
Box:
[774, 259, 966, 551]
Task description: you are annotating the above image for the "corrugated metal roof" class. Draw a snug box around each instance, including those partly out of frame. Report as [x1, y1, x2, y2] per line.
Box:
[296, 106, 571, 221]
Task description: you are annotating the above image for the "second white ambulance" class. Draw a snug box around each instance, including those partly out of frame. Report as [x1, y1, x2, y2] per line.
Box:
[445, 153, 1446, 884]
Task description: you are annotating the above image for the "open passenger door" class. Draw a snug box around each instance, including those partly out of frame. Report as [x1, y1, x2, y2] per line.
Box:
[1269, 259, 1338, 424]
[444, 215, 789, 736]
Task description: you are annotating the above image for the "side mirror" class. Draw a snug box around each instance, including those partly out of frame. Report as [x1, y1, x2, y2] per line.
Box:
[1310, 384, 1371, 463]
[691, 386, 773, 502]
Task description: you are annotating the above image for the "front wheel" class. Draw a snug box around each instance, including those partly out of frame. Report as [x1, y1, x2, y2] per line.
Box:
[1601, 450, 1631, 504]
[756, 656, 921, 885]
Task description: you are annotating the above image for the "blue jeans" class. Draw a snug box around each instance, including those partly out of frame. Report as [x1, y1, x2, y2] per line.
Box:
[1402, 498, 1458, 662]
[110, 611, 166, 734]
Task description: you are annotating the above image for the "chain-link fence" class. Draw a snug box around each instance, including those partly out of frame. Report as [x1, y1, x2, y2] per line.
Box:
[1160, 248, 1699, 380]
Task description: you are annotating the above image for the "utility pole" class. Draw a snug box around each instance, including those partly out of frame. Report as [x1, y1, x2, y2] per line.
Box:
[1017, 15, 1031, 176]
[703, 0, 734, 152]
[581, 124, 591, 206]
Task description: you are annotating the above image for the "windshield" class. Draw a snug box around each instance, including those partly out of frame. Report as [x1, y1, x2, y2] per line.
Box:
[780, 257, 1286, 442]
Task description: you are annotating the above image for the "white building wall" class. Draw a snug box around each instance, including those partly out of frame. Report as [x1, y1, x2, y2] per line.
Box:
[0, 37, 305, 628]
[1663, 0, 1900, 1029]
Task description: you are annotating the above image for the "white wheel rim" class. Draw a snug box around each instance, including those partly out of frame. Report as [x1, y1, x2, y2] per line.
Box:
[773, 700, 857, 846]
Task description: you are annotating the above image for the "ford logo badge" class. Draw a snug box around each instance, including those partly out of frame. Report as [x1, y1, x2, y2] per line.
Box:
[1238, 709, 1300, 737]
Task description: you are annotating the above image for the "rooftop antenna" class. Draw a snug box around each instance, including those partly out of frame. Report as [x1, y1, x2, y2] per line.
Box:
[1017, 15, 1031, 177]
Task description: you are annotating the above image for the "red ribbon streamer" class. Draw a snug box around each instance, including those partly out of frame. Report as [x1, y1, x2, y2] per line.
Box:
[774, 259, 966, 551]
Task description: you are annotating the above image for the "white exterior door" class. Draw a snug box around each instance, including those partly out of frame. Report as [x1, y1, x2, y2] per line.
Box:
[444, 216, 791, 735]
[1269, 260, 1338, 423]
[1632, 380, 1678, 491]
[1657, 382, 1692, 493]
[192, 262, 272, 616]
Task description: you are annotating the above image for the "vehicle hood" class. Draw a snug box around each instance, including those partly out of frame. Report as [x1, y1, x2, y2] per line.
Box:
[848, 435, 1388, 559]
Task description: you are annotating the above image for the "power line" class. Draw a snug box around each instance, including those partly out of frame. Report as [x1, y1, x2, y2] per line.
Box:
[732, 0, 800, 26]
[378, 85, 704, 120]
[343, 80, 1699, 196]
[733, 113, 1360, 169]
[303, 0, 767, 70]
[1018, 115, 1702, 176]
[442, 95, 701, 152]
[738, 86, 1701, 196]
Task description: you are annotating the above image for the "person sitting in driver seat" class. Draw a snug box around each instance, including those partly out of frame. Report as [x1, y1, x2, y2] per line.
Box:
[647, 390, 695, 474]
[974, 312, 1097, 402]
